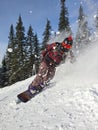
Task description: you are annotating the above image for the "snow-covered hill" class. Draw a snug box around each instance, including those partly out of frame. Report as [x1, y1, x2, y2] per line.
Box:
[0, 39, 98, 130]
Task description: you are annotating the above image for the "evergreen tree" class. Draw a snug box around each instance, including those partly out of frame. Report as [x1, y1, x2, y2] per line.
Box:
[8, 15, 26, 84]
[8, 38, 21, 84]
[33, 34, 40, 74]
[0, 67, 2, 87]
[25, 25, 35, 77]
[75, 4, 90, 52]
[5, 24, 16, 85]
[0, 57, 8, 87]
[15, 15, 26, 81]
[95, 9, 98, 33]
[58, 0, 70, 32]
[42, 19, 52, 50]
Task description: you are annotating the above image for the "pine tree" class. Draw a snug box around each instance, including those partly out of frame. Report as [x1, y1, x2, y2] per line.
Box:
[4, 24, 20, 85]
[15, 15, 26, 81]
[8, 38, 21, 84]
[0, 57, 8, 87]
[0, 67, 2, 87]
[8, 15, 26, 84]
[42, 19, 52, 50]
[25, 25, 35, 77]
[33, 34, 40, 74]
[75, 4, 90, 52]
[58, 0, 70, 32]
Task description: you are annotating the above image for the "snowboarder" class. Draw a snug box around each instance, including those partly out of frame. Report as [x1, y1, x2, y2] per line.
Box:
[28, 36, 73, 94]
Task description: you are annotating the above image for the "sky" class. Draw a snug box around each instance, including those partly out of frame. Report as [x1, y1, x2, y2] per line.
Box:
[0, 35, 98, 130]
[0, 0, 98, 65]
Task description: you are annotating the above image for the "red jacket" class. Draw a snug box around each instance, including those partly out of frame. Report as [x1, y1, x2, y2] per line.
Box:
[42, 42, 66, 66]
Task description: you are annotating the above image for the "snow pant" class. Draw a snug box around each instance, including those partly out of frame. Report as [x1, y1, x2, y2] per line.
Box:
[29, 61, 56, 90]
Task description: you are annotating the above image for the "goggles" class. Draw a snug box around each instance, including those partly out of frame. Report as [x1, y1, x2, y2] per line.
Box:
[62, 42, 72, 49]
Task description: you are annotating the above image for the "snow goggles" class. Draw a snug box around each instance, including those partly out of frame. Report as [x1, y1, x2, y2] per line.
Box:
[62, 42, 72, 49]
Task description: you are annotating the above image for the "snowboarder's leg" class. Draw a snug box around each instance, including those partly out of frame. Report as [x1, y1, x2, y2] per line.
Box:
[48, 66, 56, 81]
[42, 65, 56, 83]
[29, 61, 49, 91]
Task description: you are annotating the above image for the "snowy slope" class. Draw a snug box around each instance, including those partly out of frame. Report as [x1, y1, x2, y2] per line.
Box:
[0, 39, 98, 130]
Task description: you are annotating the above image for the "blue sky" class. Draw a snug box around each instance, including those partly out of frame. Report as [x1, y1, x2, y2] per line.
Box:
[0, 0, 98, 65]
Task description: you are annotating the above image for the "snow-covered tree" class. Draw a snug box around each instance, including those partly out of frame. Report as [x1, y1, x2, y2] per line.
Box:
[75, 4, 90, 53]
[95, 9, 98, 33]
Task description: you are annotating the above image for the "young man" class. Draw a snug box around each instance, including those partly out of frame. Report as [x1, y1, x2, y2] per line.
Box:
[28, 36, 73, 94]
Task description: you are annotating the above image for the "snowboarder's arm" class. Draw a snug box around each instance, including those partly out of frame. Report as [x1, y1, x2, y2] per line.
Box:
[41, 43, 57, 59]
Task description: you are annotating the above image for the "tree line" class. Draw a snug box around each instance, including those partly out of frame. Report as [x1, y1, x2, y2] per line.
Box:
[0, 0, 98, 88]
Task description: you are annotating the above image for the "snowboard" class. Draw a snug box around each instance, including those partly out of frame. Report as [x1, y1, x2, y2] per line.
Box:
[17, 82, 55, 104]
[17, 89, 42, 103]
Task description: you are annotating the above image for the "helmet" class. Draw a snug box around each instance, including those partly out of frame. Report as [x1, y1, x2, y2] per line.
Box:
[61, 36, 73, 52]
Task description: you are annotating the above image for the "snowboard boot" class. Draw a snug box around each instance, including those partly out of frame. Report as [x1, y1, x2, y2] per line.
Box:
[28, 84, 43, 95]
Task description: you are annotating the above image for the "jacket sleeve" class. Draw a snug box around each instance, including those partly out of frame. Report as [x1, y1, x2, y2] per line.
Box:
[41, 43, 56, 57]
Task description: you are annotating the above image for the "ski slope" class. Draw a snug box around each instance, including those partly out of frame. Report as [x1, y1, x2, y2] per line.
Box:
[0, 39, 98, 130]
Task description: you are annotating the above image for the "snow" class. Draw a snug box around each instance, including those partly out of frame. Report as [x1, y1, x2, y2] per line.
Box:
[7, 48, 13, 53]
[0, 39, 98, 130]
